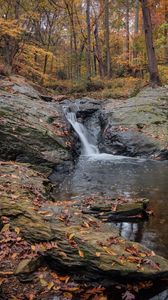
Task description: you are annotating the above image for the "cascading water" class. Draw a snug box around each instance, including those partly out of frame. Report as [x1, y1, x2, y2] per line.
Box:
[66, 110, 99, 156]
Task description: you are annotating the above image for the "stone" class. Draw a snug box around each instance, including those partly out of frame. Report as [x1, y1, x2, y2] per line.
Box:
[15, 257, 42, 275]
[0, 76, 72, 173]
[101, 86, 168, 158]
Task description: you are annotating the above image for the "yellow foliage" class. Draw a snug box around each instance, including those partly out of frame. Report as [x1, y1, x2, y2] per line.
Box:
[0, 18, 24, 38]
[158, 65, 168, 84]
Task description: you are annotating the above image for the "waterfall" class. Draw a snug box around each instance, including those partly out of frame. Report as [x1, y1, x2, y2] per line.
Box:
[65, 110, 99, 156]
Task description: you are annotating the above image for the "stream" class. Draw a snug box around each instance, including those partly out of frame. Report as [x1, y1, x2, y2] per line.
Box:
[53, 107, 168, 299]
[58, 108, 168, 259]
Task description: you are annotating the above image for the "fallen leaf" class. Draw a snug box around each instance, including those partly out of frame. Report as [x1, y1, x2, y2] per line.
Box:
[40, 278, 48, 287]
[1, 223, 10, 232]
[14, 227, 20, 235]
[31, 245, 36, 251]
[103, 246, 116, 256]
[47, 281, 54, 290]
[0, 271, 13, 276]
[78, 249, 85, 258]
[68, 233, 75, 240]
[11, 253, 17, 260]
[0, 278, 5, 285]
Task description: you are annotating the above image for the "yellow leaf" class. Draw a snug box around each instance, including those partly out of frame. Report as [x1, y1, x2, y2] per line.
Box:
[103, 246, 116, 256]
[65, 276, 70, 284]
[1, 223, 10, 233]
[83, 221, 90, 228]
[31, 245, 36, 251]
[14, 227, 20, 235]
[96, 252, 101, 257]
[59, 276, 70, 282]
[68, 233, 75, 240]
[40, 278, 48, 287]
[78, 249, 84, 258]
[47, 281, 54, 290]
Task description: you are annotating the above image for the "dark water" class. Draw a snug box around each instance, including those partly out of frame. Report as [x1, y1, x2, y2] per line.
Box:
[56, 154, 168, 258]
[54, 154, 168, 299]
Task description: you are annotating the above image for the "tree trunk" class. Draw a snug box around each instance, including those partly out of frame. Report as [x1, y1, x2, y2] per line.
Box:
[43, 54, 48, 75]
[140, 0, 161, 86]
[135, 0, 139, 34]
[86, 0, 91, 81]
[104, 0, 111, 78]
[125, 0, 130, 67]
[133, 0, 139, 60]
[15, 0, 20, 20]
[93, 44, 97, 76]
[164, 2, 168, 63]
[94, 16, 104, 78]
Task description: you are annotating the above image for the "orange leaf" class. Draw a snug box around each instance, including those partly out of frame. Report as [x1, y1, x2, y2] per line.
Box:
[78, 249, 84, 258]
[47, 281, 54, 290]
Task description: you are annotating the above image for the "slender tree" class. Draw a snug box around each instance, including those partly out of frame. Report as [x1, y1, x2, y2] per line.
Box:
[164, 0, 168, 63]
[104, 0, 111, 78]
[86, 0, 91, 81]
[133, 0, 139, 60]
[125, 0, 130, 67]
[140, 0, 161, 86]
[135, 0, 139, 34]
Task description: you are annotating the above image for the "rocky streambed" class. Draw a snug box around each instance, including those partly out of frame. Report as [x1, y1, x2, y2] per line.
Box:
[0, 76, 168, 299]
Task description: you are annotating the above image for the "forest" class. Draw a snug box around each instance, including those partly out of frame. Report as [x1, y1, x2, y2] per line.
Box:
[0, 1, 168, 300]
[0, 0, 168, 91]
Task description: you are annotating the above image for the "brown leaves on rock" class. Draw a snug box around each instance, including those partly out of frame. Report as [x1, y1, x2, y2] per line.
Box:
[0, 221, 34, 263]
[31, 241, 58, 253]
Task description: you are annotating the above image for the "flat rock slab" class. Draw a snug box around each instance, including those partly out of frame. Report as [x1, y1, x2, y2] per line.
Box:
[82, 197, 149, 221]
[1, 162, 168, 284]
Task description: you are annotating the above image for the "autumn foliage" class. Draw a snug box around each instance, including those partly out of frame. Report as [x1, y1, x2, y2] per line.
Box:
[0, 0, 167, 87]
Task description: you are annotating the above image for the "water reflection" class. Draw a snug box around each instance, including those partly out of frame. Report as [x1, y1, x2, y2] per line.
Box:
[114, 222, 144, 242]
[55, 156, 168, 258]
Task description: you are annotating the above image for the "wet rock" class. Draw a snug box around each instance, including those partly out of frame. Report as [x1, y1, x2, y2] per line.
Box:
[76, 98, 101, 119]
[15, 257, 42, 276]
[82, 198, 149, 222]
[100, 129, 160, 157]
[0, 76, 72, 173]
[102, 86, 168, 159]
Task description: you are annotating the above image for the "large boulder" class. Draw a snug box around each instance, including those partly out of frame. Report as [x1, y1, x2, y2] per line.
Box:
[0, 76, 72, 173]
[101, 87, 168, 159]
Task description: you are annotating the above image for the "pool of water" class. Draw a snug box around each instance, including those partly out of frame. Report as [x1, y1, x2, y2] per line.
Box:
[55, 154, 168, 259]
